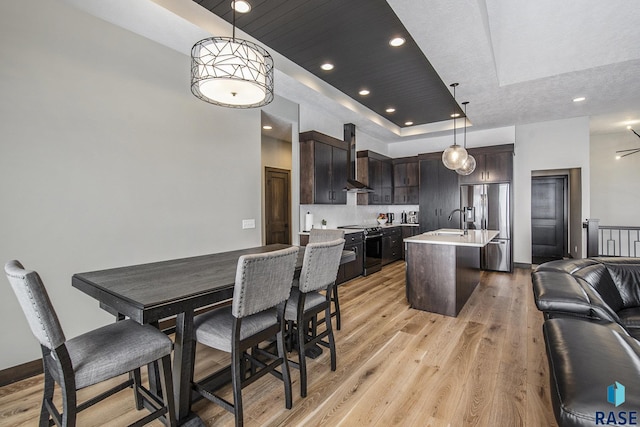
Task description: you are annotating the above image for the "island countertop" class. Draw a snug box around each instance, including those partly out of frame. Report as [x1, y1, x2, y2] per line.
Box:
[404, 229, 500, 247]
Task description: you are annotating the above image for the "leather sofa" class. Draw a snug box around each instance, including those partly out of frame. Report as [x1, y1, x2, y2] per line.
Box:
[532, 258, 640, 426]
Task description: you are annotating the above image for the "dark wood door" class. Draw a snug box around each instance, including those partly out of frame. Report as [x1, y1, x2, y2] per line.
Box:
[265, 167, 291, 245]
[419, 158, 440, 232]
[484, 151, 513, 182]
[531, 176, 567, 263]
[313, 142, 332, 204]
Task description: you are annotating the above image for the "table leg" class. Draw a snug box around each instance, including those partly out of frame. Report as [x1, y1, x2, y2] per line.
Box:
[174, 310, 197, 423]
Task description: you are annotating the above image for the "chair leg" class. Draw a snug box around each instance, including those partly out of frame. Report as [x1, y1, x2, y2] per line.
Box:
[60, 380, 77, 427]
[333, 285, 341, 331]
[231, 347, 244, 427]
[158, 355, 177, 427]
[132, 368, 143, 410]
[39, 367, 55, 427]
[277, 322, 292, 409]
[325, 304, 337, 372]
[297, 320, 308, 398]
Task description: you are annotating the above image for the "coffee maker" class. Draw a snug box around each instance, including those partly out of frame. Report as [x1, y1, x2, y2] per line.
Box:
[407, 211, 419, 224]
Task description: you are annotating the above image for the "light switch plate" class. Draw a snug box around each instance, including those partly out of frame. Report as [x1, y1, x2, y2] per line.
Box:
[242, 219, 256, 229]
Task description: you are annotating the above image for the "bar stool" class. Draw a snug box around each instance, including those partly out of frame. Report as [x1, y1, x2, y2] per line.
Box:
[4, 260, 177, 427]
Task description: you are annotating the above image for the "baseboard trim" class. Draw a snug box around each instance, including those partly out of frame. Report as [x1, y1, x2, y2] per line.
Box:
[514, 262, 532, 270]
[0, 359, 42, 387]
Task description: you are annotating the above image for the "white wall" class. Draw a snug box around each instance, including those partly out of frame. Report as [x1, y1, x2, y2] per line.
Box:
[0, 1, 263, 369]
[513, 117, 590, 264]
[590, 131, 640, 226]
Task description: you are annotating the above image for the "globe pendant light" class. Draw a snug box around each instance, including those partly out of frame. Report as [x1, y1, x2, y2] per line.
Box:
[190, 3, 274, 108]
[457, 101, 476, 176]
[442, 83, 468, 170]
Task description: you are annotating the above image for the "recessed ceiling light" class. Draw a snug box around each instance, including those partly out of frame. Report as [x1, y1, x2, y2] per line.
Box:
[405, 121, 414, 126]
[262, 125, 272, 130]
[386, 108, 396, 113]
[389, 37, 405, 47]
[358, 89, 370, 96]
[321, 63, 334, 71]
[231, 0, 251, 13]
[451, 113, 461, 118]
[573, 97, 586, 103]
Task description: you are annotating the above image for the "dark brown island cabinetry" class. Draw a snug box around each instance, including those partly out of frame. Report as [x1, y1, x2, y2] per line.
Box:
[401, 226, 420, 259]
[418, 154, 460, 232]
[457, 145, 514, 184]
[381, 227, 402, 265]
[393, 157, 419, 204]
[299, 131, 348, 204]
[356, 150, 393, 205]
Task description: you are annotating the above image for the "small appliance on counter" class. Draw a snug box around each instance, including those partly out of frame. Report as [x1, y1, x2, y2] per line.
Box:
[387, 213, 395, 224]
[407, 211, 419, 224]
[401, 211, 408, 224]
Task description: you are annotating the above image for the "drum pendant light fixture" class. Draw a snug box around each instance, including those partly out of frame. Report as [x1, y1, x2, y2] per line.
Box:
[190, 2, 274, 108]
[456, 101, 476, 176]
[442, 83, 468, 170]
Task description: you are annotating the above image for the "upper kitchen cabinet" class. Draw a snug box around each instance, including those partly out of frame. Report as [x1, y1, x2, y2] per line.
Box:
[418, 154, 459, 232]
[393, 157, 419, 204]
[356, 151, 393, 205]
[457, 144, 514, 185]
[299, 131, 348, 205]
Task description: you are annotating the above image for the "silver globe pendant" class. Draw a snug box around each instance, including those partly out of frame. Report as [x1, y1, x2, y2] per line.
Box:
[456, 154, 476, 175]
[442, 144, 468, 170]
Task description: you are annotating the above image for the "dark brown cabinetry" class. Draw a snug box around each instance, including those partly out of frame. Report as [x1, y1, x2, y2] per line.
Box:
[393, 157, 419, 204]
[457, 145, 513, 185]
[301, 232, 364, 284]
[382, 227, 402, 265]
[299, 131, 348, 205]
[418, 155, 459, 232]
[401, 226, 420, 259]
[356, 151, 393, 205]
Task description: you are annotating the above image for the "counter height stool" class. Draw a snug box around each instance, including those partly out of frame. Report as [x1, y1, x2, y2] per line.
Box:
[4, 260, 176, 427]
[285, 238, 345, 397]
[191, 246, 298, 427]
[308, 229, 346, 330]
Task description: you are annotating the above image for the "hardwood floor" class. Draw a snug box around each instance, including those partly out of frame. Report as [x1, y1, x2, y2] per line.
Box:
[0, 262, 557, 426]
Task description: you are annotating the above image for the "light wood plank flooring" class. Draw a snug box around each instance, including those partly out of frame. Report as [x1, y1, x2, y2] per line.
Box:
[0, 262, 557, 426]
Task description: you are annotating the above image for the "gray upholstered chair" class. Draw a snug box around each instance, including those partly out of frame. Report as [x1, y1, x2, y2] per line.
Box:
[191, 246, 299, 427]
[308, 228, 346, 330]
[4, 260, 176, 427]
[285, 238, 345, 397]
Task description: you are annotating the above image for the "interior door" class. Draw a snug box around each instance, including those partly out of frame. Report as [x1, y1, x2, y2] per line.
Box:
[265, 167, 291, 245]
[531, 176, 567, 263]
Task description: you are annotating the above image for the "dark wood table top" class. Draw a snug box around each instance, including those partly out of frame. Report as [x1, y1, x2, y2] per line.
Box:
[72, 244, 355, 323]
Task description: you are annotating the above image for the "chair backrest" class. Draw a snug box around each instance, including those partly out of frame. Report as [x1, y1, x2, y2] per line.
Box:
[308, 229, 345, 244]
[4, 260, 66, 350]
[298, 239, 345, 293]
[232, 246, 299, 318]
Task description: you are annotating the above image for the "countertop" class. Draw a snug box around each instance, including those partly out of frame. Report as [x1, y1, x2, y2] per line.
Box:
[404, 229, 499, 247]
[299, 223, 419, 235]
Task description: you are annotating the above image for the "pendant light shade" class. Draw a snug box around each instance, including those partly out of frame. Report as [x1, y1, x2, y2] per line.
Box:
[190, 4, 274, 108]
[191, 37, 274, 108]
[442, 83, 468, 170]
[457, 101, 476, 176]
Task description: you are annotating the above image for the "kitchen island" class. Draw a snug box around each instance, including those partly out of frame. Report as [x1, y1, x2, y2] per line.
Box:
[404, 229, 499, 317]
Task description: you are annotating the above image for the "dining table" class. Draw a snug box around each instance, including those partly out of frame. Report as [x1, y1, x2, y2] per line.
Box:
[72, 243, 355, 425]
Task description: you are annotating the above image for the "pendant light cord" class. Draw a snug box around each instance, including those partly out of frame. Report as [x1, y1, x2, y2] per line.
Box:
[232, 2, 236, 41]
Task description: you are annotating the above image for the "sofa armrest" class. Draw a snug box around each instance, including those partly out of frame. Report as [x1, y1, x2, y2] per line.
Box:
[532, 271, 595, 316]
[543, 318, 640, 427]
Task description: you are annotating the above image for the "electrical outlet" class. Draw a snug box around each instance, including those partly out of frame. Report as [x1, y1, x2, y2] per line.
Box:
[242, 219, 256, 229]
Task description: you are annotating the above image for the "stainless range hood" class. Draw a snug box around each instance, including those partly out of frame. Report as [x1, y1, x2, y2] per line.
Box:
[344, 123, 373, 193]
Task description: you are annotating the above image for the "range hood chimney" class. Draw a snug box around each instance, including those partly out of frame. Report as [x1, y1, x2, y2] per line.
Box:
[344, 123, 373, 193]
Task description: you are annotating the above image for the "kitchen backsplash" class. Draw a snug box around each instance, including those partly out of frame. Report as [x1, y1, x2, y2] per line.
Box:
[300, 195, 418, 230]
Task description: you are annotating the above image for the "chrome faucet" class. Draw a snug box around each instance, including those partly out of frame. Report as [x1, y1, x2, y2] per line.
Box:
[447, 208, 468, 234]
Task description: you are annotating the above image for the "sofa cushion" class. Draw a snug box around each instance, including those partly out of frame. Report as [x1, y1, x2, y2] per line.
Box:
[573, 264, 625, 312]
[535, 258, 600, 274]
[544, 318, 640, 427]
[605, 264, 640, 308]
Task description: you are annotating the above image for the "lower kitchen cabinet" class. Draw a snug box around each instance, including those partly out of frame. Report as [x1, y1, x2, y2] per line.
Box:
[401, 226, 420, 259]
[382, 227, 402, 266]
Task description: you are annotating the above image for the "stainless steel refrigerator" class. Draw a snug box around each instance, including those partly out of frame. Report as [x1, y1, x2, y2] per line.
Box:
[460, 183, 512, 272]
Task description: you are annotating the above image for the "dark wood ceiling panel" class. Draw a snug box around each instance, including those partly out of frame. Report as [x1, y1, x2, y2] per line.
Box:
[192, 0, 464, 127]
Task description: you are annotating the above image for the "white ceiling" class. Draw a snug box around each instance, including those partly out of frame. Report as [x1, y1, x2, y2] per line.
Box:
[63, 0, 640, 140]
